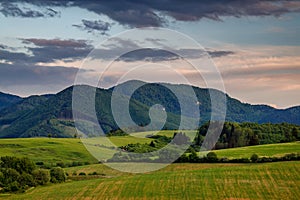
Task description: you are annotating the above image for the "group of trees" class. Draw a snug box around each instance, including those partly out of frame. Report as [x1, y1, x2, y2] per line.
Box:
[175, 151, 300, 164]
[108, 133, 190, 162]
[195, 121, 300, 150]
[0, 156, 66, 193]
[119, 133, 189, 154]
[108, 122, 300, 163]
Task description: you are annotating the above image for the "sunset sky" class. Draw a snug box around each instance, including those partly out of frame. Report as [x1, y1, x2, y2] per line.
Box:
[0, 0, 300, 108]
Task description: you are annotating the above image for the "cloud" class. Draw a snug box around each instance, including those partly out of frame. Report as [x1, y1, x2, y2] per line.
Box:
[6, 0, 300, 27]
[73, 19, 113, 34]
[0, 39, 94, 95]
[90, 38, 234, 62]
[0, 48, 29, 63]
[207, 50, 235, 58]
[0, 2, 59, 18]
[1, 38, 93, 66]
[23, 38, 90, 48]
[92, 47, 234, 62]
[0, 62, 80, 86]
[20, 38, 93, 63]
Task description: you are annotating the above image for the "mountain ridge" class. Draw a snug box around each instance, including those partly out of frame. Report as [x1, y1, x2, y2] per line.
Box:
[0, 80, 299, 138]
[0, 92, 23, 111]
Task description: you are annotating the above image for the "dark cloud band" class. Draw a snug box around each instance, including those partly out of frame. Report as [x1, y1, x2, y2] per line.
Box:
[1, 0, 300, 27]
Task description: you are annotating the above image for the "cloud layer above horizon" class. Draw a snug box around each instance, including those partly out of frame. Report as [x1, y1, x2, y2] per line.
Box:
[0, 0, 299, 108]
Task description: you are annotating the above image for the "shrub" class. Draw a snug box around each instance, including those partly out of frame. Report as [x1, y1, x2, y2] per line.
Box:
[35, 161, 44, 166]
[56, 162, 66, 168]
[219, 157, 229, 163]
[88, 171, 98, 175]
[230, 158, 250, 163]
[18, 173, 36, 187]
[7, 181, 20, 192]
[250, 154, 259, 163]
[206, 152, 218, 162]
[50, 167, 66, 183]
[1, 168, 21, 185]
[79, 172, 86, 176]
[258, 157, 272, 163]
[32, 169, 50, 185]
[0, 156, 36, 174]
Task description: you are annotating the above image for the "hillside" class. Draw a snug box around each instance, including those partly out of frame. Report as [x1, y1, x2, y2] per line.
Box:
[213, 141, 300, 158]
[0, 137, 298, 166]
[0, 80, 300, 138]
[0, 92, 22, 111]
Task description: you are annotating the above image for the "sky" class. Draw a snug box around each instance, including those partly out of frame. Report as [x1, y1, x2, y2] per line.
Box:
[0, 0, 299, 109]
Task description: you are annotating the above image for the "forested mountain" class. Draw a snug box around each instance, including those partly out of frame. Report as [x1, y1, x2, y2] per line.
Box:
[0, 92, 22, 110]
[0, 80, 299, 138]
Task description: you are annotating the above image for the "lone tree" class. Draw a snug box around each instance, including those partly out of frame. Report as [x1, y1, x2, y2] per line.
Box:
[206, 152, 218, 162]
[250, 154, 259, 163]
[50, 167, 66, 183]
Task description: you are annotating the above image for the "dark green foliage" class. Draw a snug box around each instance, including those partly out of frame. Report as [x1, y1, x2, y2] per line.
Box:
[250, 154, 259, 163]
[78, 172, 86, 176]
[188, 150, 200, 163]
[18, 172, 36, 187]
[32, 169, 50, 185]
[175, 152, 300, 164]
[107, 129, 128, 136]
[50, 167, 66, 183]
[1, 81, 300, 138]
[88, 172, 99, 175]
[196, 121, 300, 149]
[121, 135, 172, 153]
[0, 92, 22, 111]
[0, 156, 36, 174]
[230, 158, 251, 163]
[0, 156, 51, 193]
[206, 152, 218, 162]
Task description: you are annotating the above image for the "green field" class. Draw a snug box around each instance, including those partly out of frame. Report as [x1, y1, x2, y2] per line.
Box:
[0, 137, 299, 199]
[1, 162, 299, 200]
[213, 141, 300, 158]
[0, 138, 97, 165]
[0, 137, 299, 165]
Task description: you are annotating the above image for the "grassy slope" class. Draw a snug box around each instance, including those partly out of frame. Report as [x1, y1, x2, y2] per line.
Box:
[0, 137, 299, 165]
[0, 138, 97, 165]
[2, 162, 299, 200]
[214, 141, 300, 158]
[0, 136, 153, 165]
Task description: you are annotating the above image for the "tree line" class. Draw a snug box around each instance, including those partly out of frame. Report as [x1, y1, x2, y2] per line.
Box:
[195, 121, 300, 150]
[108, 121, 300, 163]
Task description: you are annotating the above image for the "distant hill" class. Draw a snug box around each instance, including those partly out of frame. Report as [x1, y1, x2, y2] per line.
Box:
[0, 92, 22, 110]
[0, 80, 299, 138]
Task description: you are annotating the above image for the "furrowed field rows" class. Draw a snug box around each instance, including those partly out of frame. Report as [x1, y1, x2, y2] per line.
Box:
[2, 162, 299, 200]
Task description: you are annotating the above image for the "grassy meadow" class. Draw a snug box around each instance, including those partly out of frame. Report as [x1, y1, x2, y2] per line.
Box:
[0, 136, 299, 163]
[1, 162, 299, 200]
[213, 141, 300, 158]
[0, 136, 299, 199]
